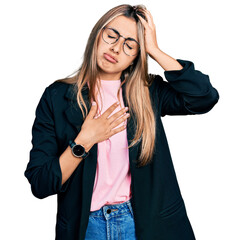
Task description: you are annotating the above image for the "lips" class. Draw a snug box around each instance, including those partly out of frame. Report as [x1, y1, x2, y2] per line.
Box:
[104, 53, 118, 63]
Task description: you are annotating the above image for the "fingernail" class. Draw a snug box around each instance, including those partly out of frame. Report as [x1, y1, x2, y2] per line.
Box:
[92, 101, 96, 105]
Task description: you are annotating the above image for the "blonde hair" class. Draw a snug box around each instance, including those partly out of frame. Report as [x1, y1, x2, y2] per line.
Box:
[56, 4, 157, 167]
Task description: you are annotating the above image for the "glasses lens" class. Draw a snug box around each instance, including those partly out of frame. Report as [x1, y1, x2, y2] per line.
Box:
[124, 40, 139, 56]
[102, 27, 140, 56]
[103, 28, 119, 44]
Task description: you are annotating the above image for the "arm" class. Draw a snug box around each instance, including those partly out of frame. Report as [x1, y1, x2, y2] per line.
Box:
[59, 134, 92, 186]
[24, 87, 88, 199]
[148, 48, 184, 71]
[136, 9, 219, 116]
[152, 58, 219, 116]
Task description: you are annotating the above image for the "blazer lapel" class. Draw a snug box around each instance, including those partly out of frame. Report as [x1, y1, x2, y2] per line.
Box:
[121, 81, 141, 168]
[64, 82, 90, 134]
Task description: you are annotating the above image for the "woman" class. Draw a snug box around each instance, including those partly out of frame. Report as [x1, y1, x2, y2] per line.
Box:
[24, 4, 219, 240]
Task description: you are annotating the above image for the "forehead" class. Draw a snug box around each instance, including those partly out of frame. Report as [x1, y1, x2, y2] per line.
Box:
[106, 16, 138, 41]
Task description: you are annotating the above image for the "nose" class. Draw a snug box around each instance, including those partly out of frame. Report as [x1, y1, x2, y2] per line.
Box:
[110, 37, 124, 54]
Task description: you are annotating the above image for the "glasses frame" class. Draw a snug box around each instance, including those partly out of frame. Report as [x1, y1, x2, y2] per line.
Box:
[101, 26, 140, 56]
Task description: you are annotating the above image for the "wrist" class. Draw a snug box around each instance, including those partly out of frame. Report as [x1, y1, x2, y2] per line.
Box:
[74, 135, 93, 153]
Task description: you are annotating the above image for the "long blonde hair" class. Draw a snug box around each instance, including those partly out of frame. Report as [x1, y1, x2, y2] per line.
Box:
[56, 4, 157, 167]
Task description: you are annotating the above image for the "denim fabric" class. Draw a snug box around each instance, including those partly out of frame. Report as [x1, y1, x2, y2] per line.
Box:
[84, 199, 137, 240]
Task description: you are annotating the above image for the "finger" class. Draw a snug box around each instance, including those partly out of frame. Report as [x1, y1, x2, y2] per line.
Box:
[110, 115, 129, 131]
[108, 107, 129, 124]
[116, 112, 129, 126]
[109, 108, 129, 126]
[136, 13, 148, 27]
[110, 122, 127, 135]
[87, 101, 98, 119]
[102, 102, 120, 119]
[142, 9, 155, 28]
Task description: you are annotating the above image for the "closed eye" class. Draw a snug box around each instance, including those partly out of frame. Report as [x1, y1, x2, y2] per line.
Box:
[126, 43, 133, 49]
[108, 35, 116, 39]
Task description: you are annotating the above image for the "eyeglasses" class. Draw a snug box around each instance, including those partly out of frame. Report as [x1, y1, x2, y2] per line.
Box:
[101, 26, 140, 56]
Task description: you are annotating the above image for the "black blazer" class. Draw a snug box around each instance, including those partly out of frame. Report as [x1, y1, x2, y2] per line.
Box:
[24, 59, 219, 240]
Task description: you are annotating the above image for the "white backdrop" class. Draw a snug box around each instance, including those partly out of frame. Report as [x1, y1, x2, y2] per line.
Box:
[1, 0, 242, 239]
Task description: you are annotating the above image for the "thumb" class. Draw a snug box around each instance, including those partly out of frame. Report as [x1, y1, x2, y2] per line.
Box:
[87, 101, 98, 119]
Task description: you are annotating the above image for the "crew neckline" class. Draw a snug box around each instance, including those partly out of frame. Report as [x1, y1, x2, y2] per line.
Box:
[100, 79, 121, 82]
[100, 79, 121, 84]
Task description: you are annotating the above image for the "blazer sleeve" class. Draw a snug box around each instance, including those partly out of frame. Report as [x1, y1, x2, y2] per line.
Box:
[155, 59, 220, 117]
[24, 86, 71, 199]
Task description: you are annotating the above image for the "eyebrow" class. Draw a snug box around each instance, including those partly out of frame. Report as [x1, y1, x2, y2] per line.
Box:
[107, 26, 138, 42]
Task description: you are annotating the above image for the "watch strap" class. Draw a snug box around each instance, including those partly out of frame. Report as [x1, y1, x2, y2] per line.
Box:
[69, 140, 76, 149]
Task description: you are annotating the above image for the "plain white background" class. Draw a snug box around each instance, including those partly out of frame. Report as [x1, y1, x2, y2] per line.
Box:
[1, 0, 242, 239]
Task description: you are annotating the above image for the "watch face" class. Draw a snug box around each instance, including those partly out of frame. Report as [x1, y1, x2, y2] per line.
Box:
[73, 144, 85, 157]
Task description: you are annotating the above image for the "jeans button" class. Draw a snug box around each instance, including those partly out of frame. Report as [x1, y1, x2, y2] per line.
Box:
[107, 209, 111, 214]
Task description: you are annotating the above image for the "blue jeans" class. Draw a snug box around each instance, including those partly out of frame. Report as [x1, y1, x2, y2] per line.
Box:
[84, 199, 137, 240]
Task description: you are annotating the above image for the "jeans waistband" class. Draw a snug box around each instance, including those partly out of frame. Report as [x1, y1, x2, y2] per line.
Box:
[89, 199, 133, 218]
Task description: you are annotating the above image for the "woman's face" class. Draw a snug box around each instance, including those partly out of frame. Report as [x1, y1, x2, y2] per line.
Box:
[96, 16, 139, 80]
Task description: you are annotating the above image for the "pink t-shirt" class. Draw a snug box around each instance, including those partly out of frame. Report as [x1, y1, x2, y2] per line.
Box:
[90, 79, 132, 211]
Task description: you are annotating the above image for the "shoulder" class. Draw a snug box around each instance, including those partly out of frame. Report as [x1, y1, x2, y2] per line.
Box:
[46, 79, 73, 96]
[42, 79, 77, 103]
[37, 79, 75, 111]
[148, 73, 167, 93]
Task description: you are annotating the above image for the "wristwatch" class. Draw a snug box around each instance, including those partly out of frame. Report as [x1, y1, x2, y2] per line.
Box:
[69, 140, 89, 159]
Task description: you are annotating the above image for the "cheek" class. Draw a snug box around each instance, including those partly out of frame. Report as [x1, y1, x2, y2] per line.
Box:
[97, 43, 108, 60]
[118, 57, 133, 69]
[123, 59, 133, 68]
[97, 46, 104, 62]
